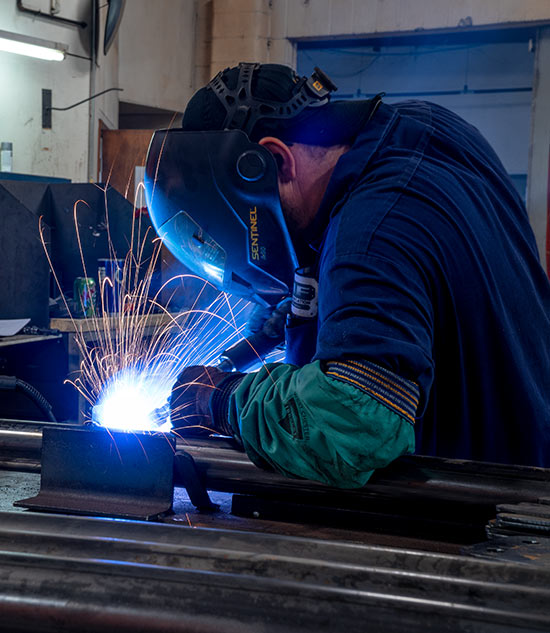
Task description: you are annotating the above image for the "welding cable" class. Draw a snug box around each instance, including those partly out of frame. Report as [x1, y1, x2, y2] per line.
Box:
[0, 376, 57, 423]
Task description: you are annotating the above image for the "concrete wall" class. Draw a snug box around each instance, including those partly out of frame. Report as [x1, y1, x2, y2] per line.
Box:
[0, 0, 198, 182]
[527, 27, 550, 264]
[194, 1, 214, 90]
[2, 0, 549, 244]
[90, 1, 121, 180]
[203, 0, 550, 262]
[207, 0, 550, 74]
[0, 0, 90, 180]
[276, 0, 550, 40]
[298, 40, 535, 178]
[0, 0, 118, 182]
[118, 0, 197, 113]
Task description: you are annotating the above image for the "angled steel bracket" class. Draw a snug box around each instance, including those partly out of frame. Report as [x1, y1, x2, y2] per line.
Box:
[15, 425, 175, 520]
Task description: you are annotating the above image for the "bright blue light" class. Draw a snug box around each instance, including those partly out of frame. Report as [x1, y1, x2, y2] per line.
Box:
[92, 368, 172, 433]
[91, 291, 258, 433]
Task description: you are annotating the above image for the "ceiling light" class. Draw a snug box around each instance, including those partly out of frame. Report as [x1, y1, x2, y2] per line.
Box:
[0, 29, 66, 61]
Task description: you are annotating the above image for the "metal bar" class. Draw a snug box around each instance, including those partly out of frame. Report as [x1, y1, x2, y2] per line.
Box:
[0, 511, 549, 632]
[14, 426, 176, 520]
[3, 419, 550, 543]
[2, 419, 550, 508]
[466, 534, 550, 568]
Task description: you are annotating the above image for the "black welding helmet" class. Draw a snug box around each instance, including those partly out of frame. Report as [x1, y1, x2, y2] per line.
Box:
[144, 63, 371, 305]
[145, 128, 295, 305]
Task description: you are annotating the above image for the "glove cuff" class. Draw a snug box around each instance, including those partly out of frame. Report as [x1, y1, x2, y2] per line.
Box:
[208, 373, 245, 440]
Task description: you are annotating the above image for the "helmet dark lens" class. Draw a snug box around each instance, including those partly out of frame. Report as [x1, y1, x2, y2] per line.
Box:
[158, 211, 226, 287]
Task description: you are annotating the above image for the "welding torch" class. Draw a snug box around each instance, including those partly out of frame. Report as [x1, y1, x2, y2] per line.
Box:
[216, 329, 284, 372]
[215, 268, 318, 373]
[215, 298, 291, 372]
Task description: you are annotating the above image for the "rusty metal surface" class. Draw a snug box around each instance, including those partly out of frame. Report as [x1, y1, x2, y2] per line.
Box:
[3, 418, 550, 506]
[465, 535, 550, 568]
[1, 511, 550, 632]
[3, 420, 550, 629]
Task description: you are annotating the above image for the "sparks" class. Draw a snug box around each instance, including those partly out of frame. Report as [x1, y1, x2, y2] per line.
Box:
[40, 163, 283, 435]
[91, 368, 172, 432]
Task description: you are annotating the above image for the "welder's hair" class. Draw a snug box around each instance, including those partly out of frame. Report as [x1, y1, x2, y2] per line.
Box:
[183, 63, 381, 147]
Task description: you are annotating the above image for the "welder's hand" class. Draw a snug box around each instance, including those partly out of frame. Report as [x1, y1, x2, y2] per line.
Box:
[245, 298, 291, 340]
[170, 366, 244, 439]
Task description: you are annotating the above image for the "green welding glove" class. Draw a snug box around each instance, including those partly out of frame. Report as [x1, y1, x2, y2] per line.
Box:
[170, 365, 244, 441]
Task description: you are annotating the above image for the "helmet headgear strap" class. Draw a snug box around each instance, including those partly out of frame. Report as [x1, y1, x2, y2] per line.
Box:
[208, 62, 338, 136]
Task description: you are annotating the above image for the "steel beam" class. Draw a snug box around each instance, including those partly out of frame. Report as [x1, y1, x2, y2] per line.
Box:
[14, 426, 176, 520]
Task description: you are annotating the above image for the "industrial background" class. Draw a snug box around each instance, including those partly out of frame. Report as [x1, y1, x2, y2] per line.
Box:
[2, 2, 550, 631]
[2, 0, 550, 256]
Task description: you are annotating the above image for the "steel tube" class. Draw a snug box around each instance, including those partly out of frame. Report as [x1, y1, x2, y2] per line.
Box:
[0, 511, 550, 632]
[2, 418, 550, 509]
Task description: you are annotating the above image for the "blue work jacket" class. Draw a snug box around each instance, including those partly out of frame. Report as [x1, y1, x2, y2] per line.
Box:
[289, 100, 550, 467]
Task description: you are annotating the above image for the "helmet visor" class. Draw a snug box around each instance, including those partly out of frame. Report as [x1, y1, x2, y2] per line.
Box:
[145, 128, 297, 306]
[158, 210, 226, 287]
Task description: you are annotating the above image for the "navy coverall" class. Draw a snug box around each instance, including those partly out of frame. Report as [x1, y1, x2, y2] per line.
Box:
[228, 100, 550, 486]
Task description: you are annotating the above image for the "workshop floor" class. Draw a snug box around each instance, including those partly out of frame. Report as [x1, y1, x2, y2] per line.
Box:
[0, 470, 39, 512]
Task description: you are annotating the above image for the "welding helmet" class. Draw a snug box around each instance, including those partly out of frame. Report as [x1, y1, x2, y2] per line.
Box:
[144, 63, 341, 306]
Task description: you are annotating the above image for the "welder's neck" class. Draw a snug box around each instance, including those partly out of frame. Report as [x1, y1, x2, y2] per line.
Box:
[281, 142, 349, 262]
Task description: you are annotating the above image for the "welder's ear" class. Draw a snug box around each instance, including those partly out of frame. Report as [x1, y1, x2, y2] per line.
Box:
[258, 137, 296, 183]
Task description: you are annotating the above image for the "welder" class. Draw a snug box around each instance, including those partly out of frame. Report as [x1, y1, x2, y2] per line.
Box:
[145, 63, 550, 488]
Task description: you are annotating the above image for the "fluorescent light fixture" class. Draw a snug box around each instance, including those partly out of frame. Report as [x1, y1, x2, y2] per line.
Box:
[0, 29, 66, 61]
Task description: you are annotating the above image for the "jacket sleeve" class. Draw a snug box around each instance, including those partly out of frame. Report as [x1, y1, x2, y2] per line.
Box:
[227, 359, 415, 488]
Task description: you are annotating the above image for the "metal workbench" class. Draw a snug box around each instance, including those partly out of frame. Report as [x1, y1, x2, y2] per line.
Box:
[2, 418, 550, 631]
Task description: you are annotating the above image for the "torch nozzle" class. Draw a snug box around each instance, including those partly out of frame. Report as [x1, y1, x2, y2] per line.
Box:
[216, 329, 283, 372]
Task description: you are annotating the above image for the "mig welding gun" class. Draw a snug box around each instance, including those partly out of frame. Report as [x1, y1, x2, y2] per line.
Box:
[216, 299, 290, 372]
[166, 301, 289, 437]
[169, 274, 317, 438]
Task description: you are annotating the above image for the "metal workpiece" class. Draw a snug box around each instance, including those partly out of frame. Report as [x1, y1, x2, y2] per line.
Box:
[3, 416, 550, 503]
[4, 421, 550, 630]
[0, 418, 51, 461]
[153, 438, 550, 543]
[14, 425, 176, 520]
[6, 417, 548, 507]
[4, 418, 550, 542]
[0, 511, 550, 632]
